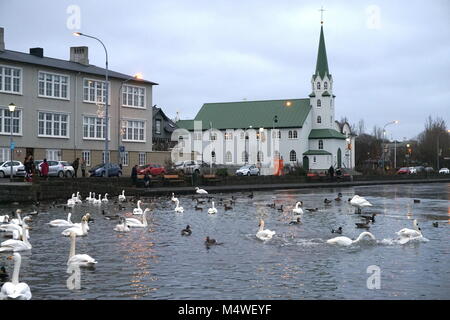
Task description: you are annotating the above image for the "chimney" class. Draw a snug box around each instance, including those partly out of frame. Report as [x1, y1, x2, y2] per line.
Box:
[30, 47, 44, 58]
[0, 27, 5, 52]
[70, 46, 89, 65]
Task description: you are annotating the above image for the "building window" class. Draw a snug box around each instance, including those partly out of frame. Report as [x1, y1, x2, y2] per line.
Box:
[317, 116, 321, 124]
[225, 132, 233, 140]
[211, 151, 216, 163]
[82, 150, 91, 166]
[272, 130, 280, 139]
[292, 130, 298, 139]
[317, 82, 321, 90]
[83, 116, 108, 140]
[0, 108, 22, 135]
[257, 151, 264, 162]
[226, 151, 232, 163]
[123, 120, 145, 142]
[242, 151, 248, 163]
[139, 152, 146, 166]
[0, 65, 21, 94]
[194, 132, 202, 140]
[122, 85, 145, 108]
[46, 149, 61, 161]
[155, 119, 161, 134]
[121, 151, 129, 166]
[0, 148, 10, 162]
[38, 72, 69, 99]
[38, 112, 69, 138]
[317, 99, 321, 108]
[289, 150, 297, 162]
[319, 140, 324, 149]
[288, 130, 292, 139]
[313, 156, 317, 163]
[102, 151, 110, 164]
[210, 132, 217, 141]
[83, 79, 108, 104]
[324, 82, 328, 89]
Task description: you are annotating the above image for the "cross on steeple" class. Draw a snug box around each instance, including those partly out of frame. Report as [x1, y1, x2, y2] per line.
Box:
[319, 6, 326, 24]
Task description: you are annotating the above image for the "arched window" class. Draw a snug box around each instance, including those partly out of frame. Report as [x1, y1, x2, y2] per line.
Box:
[317, 99, 321, 108]
[242, 151, 248, 163]
[313, 156, 317, 163]
[288, 130, 293, 139]
[290, 150, 297, 162]
[318, 140, 323, 150]
[226, 151, 232, 163]
[257, 151, 264, 162]
[274, 151, 280, 160]
[324, 82, 328, 89]
[292, 130, 298, 139]
[211, 151, 216, 163]
[317, 116, 321, 123]
[317, 82, 321, 90]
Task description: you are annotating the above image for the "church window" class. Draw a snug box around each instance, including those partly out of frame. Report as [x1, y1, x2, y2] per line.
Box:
[226, 151, 232, 163]
[317, 116, 321, 123]
[317, 99, 321, 108]
[319, 140, 323, 150]
[289, 150, 297, 162]
[288, 130, 292, 139]
[324, 82, 328, 89]
[292, 130, 298, 138]
[317, 82, 321, 90]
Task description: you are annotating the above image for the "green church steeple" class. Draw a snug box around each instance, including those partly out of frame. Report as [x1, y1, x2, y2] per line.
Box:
[314, 25, 330, 79]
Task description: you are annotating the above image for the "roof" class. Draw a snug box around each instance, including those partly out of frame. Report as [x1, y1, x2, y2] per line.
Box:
[309, 129, 346, 140]
[0, 49, 158, 85]
[322, 91, 331, 97]
[314, 25, 330, 79]
[303, 150, 332, 155]
[176, 120, 196, 131]
[178, 99, 311, 130]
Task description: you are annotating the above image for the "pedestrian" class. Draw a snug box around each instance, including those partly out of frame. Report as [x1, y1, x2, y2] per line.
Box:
[24, 155, 33, 182]
[80, 158, 86, 178]
[72, 158, 79, 178]
[329, 165, 335, 181]
[41, 158, 49, 181]
[144, 172, 151, 188]
[131, 164, 138, 186]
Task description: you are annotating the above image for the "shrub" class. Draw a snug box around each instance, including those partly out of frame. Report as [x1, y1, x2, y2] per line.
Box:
[215, 168, 229, 177]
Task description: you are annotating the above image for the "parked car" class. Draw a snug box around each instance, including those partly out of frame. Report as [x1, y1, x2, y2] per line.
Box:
[89, 163, 122, 177]
[236, 164, 260, 176]
[174, 160, 209, 174]
[0, 161, 25, 178]
[396, 167, 409, 174]
[414, 166, 425, 173]
[424, 167, 434, 173]
[35, 160, 75, 178]
[138, 164, 166, 176]
[408, 167, 417, 174]
[439, 168, 449, 174]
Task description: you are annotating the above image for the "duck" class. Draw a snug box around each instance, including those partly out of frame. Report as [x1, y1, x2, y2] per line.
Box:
[224, 203, 233, 211]
[194, 205, 203, 211]
[331, 227, 343, 234]
[266, 202, 276, 209]
[102, 210, 120, 220]
[0, 253, 31, 300]
[335, 193, 343, 201]
[113, 217, 130, 233]
[61, 216, 89, 237]
[67, 232, 97, 267]
[0, 266, 8, 282]
[248, 192, 254, 199]
[355, 221, 371, 229]
[195, 187, 208, 195]
[126, 208, 150, 228]
[174, 199, 184, 213]
[289, 217, 301, 225]
[207, 201, 218, 214]
[92, 194, 102, 206]
[306, 208, 319, 212]
[361, 213, 376, 223]
[256, 219, 276, 241]
[432, 222, 438, 228]
[133, 200, 143, 215]
[196, 199, 206, 205]
[277, 205, 284, 212]
[0, 227, 32, 252]
[292, 202, 304, 215]
[102, 193, 109, 203]
[350, 195, 373, 213]
[204, 236, 221, 246]
[181, 225, 192, 236]
[118, 190, 126, 202]
[413, 199, 421, 204]
[327, 231, 376, 246]
[48, 212, 74, 227]
[324, 198, 332, 205]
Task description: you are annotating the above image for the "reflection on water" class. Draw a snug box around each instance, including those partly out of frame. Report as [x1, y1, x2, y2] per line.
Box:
[0, 182, 449, 299]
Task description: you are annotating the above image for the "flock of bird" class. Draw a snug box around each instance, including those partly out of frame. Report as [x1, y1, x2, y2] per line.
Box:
[0, 186, 430, 300]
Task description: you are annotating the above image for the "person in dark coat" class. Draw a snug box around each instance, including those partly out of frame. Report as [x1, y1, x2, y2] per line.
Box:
[144, 172, 151, 188]
[72, 158, 79, 178]
[131, 165, 138, 186]
[329, 165, 335, 181]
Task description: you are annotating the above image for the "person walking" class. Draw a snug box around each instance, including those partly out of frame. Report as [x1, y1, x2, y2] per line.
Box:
[80, 158, 86, 178]
[41, 158, 49, 181]
[144, 172, 151, 188]
[24, 155, 33, 182]
[131, 164, 138, 186]
[329, 165, 335, 182]
[72, 158, 79, 178]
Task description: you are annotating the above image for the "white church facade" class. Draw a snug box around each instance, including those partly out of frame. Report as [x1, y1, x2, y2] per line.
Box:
[175, 24, 356, 172]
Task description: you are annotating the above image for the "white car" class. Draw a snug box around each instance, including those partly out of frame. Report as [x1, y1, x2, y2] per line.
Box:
[236, 165, 260, 176]
[408, 167, 417, 174]
[439, 168, 449, 174]
[0, 161, 25, 178]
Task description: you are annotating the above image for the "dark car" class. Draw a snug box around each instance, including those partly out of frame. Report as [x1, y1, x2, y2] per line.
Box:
[89, 163, 122, 177]
[424, 167, 434, 173]
[137, 163, 166, 176]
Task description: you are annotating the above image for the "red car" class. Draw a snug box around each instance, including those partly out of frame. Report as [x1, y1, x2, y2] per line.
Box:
[138, 164, 166, 176]
[396, 167, 409, 174]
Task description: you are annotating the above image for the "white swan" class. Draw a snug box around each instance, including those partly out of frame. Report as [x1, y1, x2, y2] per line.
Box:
[113, 217, 130, 232]
[174, 199, 184, 213]
[73, 213, 91, 231]
[49, 212, 74, 227]
[207, 201, 217, 214]
[102, 193, 109, 203]
[195, 187, 208, 194]
[85, 192, 92, 202]
[88, 192, 96, 204]
[10, 209, 24, 225]
[0, 215, 9, 223]
[92, 194, 102, 206]
[256, 219, 276, 241]
[292, 202, 304, 215]
[0, 227, 32, 252]
[327, 231, 376, 246]
[395, 219, 428, 244]
[133, 200, 143, 215]
[118, 190, 126, 202]
[67, 232, 97, 267]
[0, 253, 31, 300]
[171, 192, 178, 203]
[61, 216, 88, 236]
[74, 192, 82, 204]
[126, 208, 150, 228]
[350, 195, 372, 213]
[67, 194, 76, 207]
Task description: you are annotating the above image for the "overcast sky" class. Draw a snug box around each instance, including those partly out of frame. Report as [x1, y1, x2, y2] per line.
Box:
[1, 0, 449, 140]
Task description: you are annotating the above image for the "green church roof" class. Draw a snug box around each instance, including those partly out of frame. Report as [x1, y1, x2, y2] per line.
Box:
[314, 25, 330, 79]
[309, 129, 346, 140]
[322, 91, 331, 97]
[178, 99, 311, 130]
[303, 150, 332, 155]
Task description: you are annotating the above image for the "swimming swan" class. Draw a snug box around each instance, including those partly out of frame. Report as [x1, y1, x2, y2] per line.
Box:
[126, 208, 150, 228]
[67, 232, 97, 267]
[207, 201, 217, 214]
[118, 190, 126, 202]
[350, 195, 372, 213]
[0, 227, 32, 252]
[174, 199, 184, 213]
[49, 212, 74, 227]
[0, 253, 31, 300]
[256, 219, 276, 241]
[327, 231, 376, 246]
[195, 187, 208, 194]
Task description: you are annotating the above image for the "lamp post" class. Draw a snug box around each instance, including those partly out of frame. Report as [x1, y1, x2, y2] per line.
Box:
[8, 103, 16, 182]
[381, 120, 399, 171]
[74, 32, 110, 176]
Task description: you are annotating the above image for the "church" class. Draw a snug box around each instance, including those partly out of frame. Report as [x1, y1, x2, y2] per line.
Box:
[175, 22, 355, 173]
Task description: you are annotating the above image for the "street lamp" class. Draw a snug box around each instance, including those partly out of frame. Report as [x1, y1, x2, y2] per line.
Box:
[382, 120, 399, 171]
[8, 103, 16, 182]
[74, 32, 110, 176]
